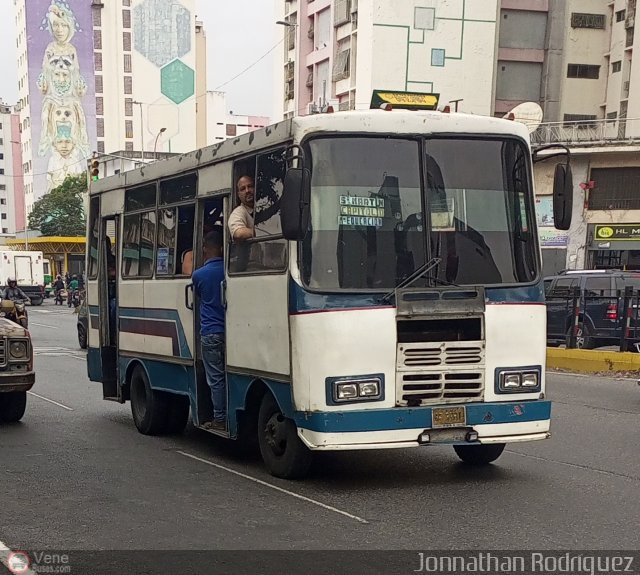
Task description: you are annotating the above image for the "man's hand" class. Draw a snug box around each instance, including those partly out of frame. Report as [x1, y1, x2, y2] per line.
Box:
[233, 226, 254, 241]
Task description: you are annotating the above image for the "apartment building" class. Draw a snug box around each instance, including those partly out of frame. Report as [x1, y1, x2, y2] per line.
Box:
[14, 0, 204, 217]
[274, 0, 501, 119]
[0, 101, 19, 236]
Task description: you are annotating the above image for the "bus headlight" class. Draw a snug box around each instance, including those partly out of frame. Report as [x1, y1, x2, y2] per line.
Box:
[497, 368, 541, 393]
[330, 376, 384, 403]
[10, 340, 28, 360]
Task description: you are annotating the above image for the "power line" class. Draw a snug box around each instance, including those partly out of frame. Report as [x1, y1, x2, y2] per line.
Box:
[215, 38, 284, 91]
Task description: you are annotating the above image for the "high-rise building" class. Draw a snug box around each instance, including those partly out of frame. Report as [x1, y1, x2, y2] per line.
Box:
[14, 0, 203, 217]
[274, 0, 501, 119]
[0, 100, 20, 235]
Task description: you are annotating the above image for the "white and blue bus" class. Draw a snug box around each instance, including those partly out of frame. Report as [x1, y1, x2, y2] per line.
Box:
[86, 103, 572, 478]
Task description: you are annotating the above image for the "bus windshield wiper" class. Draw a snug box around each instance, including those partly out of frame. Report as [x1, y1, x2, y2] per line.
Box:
[379, 258, 442, 304]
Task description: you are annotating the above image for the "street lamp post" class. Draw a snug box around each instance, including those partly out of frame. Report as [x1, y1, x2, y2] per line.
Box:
[276, 20, 300, 116]
[154, 128, 167, 160]
[133, 100, 145, 161]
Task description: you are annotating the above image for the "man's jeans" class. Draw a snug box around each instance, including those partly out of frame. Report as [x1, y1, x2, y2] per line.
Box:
[201, 333, 226, 422]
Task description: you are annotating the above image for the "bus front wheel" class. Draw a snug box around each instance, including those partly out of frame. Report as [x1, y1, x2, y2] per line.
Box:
[130, 365, 170, 435]
[454, 443, 505, 465]
[258, 393, 312, 480]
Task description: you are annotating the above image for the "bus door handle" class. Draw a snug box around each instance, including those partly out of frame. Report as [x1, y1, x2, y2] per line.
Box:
[185, 283, 194, 311]
[221, 280, 227, 310]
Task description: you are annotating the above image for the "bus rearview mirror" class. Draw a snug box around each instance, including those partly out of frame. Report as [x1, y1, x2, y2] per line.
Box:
[281, 167, 311, 240]
[553, 163, 573, 231]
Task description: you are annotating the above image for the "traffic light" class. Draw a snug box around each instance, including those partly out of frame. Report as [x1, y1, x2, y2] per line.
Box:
[90, 159, 100, 181]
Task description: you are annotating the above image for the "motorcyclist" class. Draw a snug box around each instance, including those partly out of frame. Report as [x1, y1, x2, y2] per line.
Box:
[2, 278, 29, 302]
[68, 275, 79, 307]
[53, 275, 65, 305]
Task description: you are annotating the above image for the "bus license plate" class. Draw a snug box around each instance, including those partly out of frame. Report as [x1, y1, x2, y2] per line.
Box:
[432, 407, 466, 428]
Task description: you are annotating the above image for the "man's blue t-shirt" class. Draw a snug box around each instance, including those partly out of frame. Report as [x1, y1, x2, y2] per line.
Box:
[191, 257, 225, 336]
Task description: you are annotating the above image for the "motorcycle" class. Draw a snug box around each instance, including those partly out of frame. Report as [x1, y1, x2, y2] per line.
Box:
[68, 289, 81, 309]
[55, 289, 67, 305]
[0, 298, 29, 328]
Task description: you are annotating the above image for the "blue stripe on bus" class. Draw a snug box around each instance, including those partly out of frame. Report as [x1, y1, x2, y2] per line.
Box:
[293, 400, 551, 433]
[289, 280, 544, 314]
[119, 308, 192, 359]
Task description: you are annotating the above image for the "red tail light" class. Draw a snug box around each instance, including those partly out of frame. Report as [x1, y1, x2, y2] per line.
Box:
[606, 303, 618, 320]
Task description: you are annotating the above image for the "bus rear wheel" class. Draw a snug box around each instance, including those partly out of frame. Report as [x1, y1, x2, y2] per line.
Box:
[258, 393, 312, 479]
[130, 365, 170, 435]
[454, 443, 505, 465]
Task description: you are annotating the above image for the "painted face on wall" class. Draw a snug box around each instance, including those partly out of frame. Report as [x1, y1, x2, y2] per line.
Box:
[51, 16, 70, 43]
[54, 138, 74, 157]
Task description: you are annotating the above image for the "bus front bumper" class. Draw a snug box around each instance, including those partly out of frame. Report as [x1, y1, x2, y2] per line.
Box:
[294, 401, 551, 451]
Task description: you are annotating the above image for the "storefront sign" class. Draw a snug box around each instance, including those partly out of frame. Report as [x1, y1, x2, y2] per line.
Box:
[594, 224, 640, 241]
[539, 228, 569, 248]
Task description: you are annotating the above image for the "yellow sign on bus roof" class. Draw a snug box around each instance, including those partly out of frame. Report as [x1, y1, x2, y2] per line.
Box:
[370, 90, 440, 110]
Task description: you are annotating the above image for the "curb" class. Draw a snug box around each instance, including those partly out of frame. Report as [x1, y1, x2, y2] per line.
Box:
[547, 348, 640, 374]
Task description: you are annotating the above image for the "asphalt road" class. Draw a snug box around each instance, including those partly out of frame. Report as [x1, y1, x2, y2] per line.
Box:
[1, 301, 639, 570]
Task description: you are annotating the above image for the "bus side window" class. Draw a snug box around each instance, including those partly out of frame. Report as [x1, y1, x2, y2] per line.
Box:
[156, 205, 195, 276]
[229, 148, 287, 274]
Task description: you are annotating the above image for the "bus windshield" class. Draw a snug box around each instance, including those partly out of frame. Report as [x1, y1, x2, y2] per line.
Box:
[301, 136, 538, 290]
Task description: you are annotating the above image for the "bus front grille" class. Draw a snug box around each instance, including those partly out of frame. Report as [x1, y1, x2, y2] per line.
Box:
[396, 341, 485, 406]
[397, 371, 484, 405]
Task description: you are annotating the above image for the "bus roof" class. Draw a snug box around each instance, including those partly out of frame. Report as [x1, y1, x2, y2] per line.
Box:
[90, 110, 530, 195]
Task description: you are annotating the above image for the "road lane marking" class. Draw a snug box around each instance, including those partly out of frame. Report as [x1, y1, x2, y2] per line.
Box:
[176, 450, 369, 524]
[506, 450, 640, 482]
[27, 392, 74, 411]
[0, 540, 37, 575]
[30, 322, 59, 329]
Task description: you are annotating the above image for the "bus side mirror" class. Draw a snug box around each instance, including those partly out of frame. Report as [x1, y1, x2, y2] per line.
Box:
[281, 167, 311, 240]
[553, 163, 573, 231]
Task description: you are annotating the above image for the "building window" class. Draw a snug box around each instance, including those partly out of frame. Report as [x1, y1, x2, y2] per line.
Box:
[334, 0, 351, 26]
[332, 48, 351, 81]
[563, 114, 597, 127]
[571, 13, 606, 29]
[616, 9, 626, 22]
[124, 76, 132, 94]
[123, 32, 131, 52]
[226, 124, 237, 137]
[125, 120, 134, 139]
[2, 229, 7, 234]
[0, 186, 5, 192]
[123, 0, 131, 5]
[125, 98, 133, 116]
[94, 52, 102, 71]
[589, 168, 640, 210]
[122, 9, 131, 28]
[95, 75, 103, 93]
[93, 29, 102, 50]
[125, 141, 134, 152]
[93, 7, 101, 27]
[567, 63, 600, 79]
[97, 141, 105, 153]
[97, 118, 104, 137]
[0, 169, 4, 175]
[1, 214, 6, 220]
[96, 97, 104, 115]
[124, 53, 132, 73]
[612, 60, 622, 73]
[0, 153, 3, 160]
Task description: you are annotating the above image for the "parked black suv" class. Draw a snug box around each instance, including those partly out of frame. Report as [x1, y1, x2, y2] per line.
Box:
[545, 270, 640, 349]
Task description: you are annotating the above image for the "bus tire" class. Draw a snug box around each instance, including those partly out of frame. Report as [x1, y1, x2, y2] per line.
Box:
[130, 365, 170, 435]
[0, 391, 27, 423]
[454, 443, 505, 465]
[257, 393, 312, 479]
[165, 395, 190, 435]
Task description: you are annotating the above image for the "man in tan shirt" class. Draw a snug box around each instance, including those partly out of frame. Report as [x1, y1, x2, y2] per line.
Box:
[228, 175, 255, 241]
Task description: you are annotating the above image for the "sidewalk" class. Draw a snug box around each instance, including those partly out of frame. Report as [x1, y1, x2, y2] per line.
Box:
[547, 347, 640, 374]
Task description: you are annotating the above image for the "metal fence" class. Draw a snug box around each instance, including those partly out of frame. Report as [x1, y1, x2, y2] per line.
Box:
[546, 286, 640, 352]
[531, 118, 640, 146]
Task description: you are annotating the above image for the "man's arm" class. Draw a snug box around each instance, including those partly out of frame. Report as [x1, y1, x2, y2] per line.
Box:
[228, 208, 254, 242]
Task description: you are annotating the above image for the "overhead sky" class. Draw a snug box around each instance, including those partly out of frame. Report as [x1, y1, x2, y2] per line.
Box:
[0, 0, 276, 119]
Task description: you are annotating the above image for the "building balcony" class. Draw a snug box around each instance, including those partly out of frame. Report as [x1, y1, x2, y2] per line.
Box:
[530, 118, 640, 147]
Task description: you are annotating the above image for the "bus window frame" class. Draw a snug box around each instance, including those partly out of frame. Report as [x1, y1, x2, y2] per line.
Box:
[155, 199, 197, 279]
[87, 195, 101, 281]
[227, 144, 290, 277]
[120, 172, 198, 281]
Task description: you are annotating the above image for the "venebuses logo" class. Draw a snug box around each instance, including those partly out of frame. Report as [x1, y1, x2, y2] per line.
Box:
[7, 550, 31, 574]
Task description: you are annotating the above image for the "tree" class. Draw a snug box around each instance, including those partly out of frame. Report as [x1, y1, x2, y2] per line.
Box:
[29, 175, 87, 237]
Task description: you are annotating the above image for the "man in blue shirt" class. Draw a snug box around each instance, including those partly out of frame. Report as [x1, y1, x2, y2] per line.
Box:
[191, 228, 226, 431]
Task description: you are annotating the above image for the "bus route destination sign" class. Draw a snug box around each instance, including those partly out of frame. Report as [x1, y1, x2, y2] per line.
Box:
[339, 196, 385, 227]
